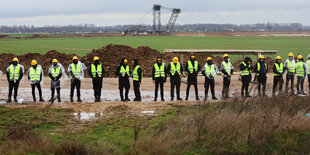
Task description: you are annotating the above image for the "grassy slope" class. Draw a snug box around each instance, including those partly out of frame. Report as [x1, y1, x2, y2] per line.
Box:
[0, 95, 310, 154]
[0, 36, 309, 58]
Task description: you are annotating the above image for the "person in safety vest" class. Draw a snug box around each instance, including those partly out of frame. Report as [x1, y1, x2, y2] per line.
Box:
[240, 57, 253, 98]
[68, 56, 84, 102]
[284, 52, 296, 93]
[307, 54, 310, 93]
[254, 55, 268, 96]
[296, 55, 307, 95]
[220, 54, 234, 99]
[27, 59, 44, 102]
[6, 57, 24, 103]
[152, 56, 167, 101]
[115, 58, 130, 101]
[48, 59, 63, 102]
[167, 57, 183, 101]
[272, 56, 284, 96]
[202, 57, 218, 100]
[132, 59, 143, 101]
[184, 55, 201, 100]
[88, 56, 105, 102]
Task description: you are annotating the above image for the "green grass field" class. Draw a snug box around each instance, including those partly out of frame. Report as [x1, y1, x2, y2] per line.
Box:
[0, 36, 309, 58]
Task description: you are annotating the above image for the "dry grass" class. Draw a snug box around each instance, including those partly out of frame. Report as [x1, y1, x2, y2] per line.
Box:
[132, 94, 310, 154]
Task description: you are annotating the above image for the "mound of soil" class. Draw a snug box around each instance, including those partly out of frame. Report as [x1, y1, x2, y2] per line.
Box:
[0, 44, 276, 77]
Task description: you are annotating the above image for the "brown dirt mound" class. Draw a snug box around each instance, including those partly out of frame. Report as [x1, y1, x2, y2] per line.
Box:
[0, 44, 275, 77]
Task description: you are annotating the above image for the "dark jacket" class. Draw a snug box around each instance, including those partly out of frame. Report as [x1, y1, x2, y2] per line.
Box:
[152, 62, 167, 81]
[88, 62, 105, 80]
[184, 59, 201, 78]
[115, 58, 130, 81]
[273, 62, 283, 76]
[240, 57, 253, 76]
[132, 59, 142, 82]
[167, 62, 183, 79]
[254, 61, 268, 76]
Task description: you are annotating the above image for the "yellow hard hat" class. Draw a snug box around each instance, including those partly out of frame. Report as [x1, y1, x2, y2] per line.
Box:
[297, 55, 302, 59]
[288, 52, 294, 57]
[124, 59, 128, 63]
[173, 57, 179, 63]
[93, 56, 99, 61]
[207, 57, 212, 61]
[276, 56, 281, 60]
[52, 59, 58, 63]
[259, 55, 264, 59]
[72, 56, 78, 60]
[31, 60, 37, 65]
[190, 55, 195, 59]
[12, 57, 18, 62]
[223, 54, 229, 58]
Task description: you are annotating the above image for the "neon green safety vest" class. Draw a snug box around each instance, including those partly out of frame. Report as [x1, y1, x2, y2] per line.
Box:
[9, 64, 21, 80]
[91, 64, 102, 78]
[51, 67, 60, 78]
[306, 60, 310, 74]
[187, 61, 198, 73]
[154, 63, 165, 78]
[296, 61, 304, 77]
[120, 65, 130, 77]
[132, 65, 143, 81]
[70, 63, 81, 78]
[274, 63, 283, 76]
[286, 60, 296, 73]
[240, 62, 251, 76]
[221, 61, 231, 76]
[256, 63, 267, 75]
[205, 64, 216, 79]
[170, 62, 181, 76]
[29, 66, 41, 81]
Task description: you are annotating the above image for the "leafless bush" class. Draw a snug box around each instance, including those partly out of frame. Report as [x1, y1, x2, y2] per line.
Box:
[133, 95, 310, 154]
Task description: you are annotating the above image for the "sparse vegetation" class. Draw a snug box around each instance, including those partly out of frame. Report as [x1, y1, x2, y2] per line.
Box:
[0, 94, 309, 154]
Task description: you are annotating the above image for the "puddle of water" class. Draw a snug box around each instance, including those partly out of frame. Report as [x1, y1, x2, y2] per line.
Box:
[306, 113, 310, 117]
[140, 111, 156, 115]
[0, 101, 6, 104]
[73, 112, 103, 120]
[18, 99, 24, 104]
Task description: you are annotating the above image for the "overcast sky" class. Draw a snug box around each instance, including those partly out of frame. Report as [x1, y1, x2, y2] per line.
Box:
[0, 0, 309, 26]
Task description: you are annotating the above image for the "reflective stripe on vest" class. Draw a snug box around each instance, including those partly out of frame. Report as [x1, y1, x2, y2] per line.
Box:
[257, 63, 267, 75]
[154, 63, 165, 78]
[9, 64, 20, 80]
[205, 64, 216, 79]
[296, 62, 304, 77]
[91, 64, 102, 78]
[286, 60, 296, 73]
[51, 67, 60, 78]
[187, 61, 198, 73]
[120, 65, 130, 77]
[306, 60, 310, 74]
[240, 62, 251, 76]
[221, 61, 231, 76]
[70, 63, 81, 78]
[274, 63, 283, 76]
[29, 66, 41, 81]
[132, 65, 143, 81]
[170, 62, 181, 76]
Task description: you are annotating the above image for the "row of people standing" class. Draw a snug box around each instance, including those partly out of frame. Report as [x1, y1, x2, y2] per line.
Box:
[240, 53, 310, 97]
[5, 53, 310, 103]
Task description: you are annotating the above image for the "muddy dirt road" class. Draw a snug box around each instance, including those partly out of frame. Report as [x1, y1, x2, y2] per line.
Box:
[0, 73, 308, 115]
